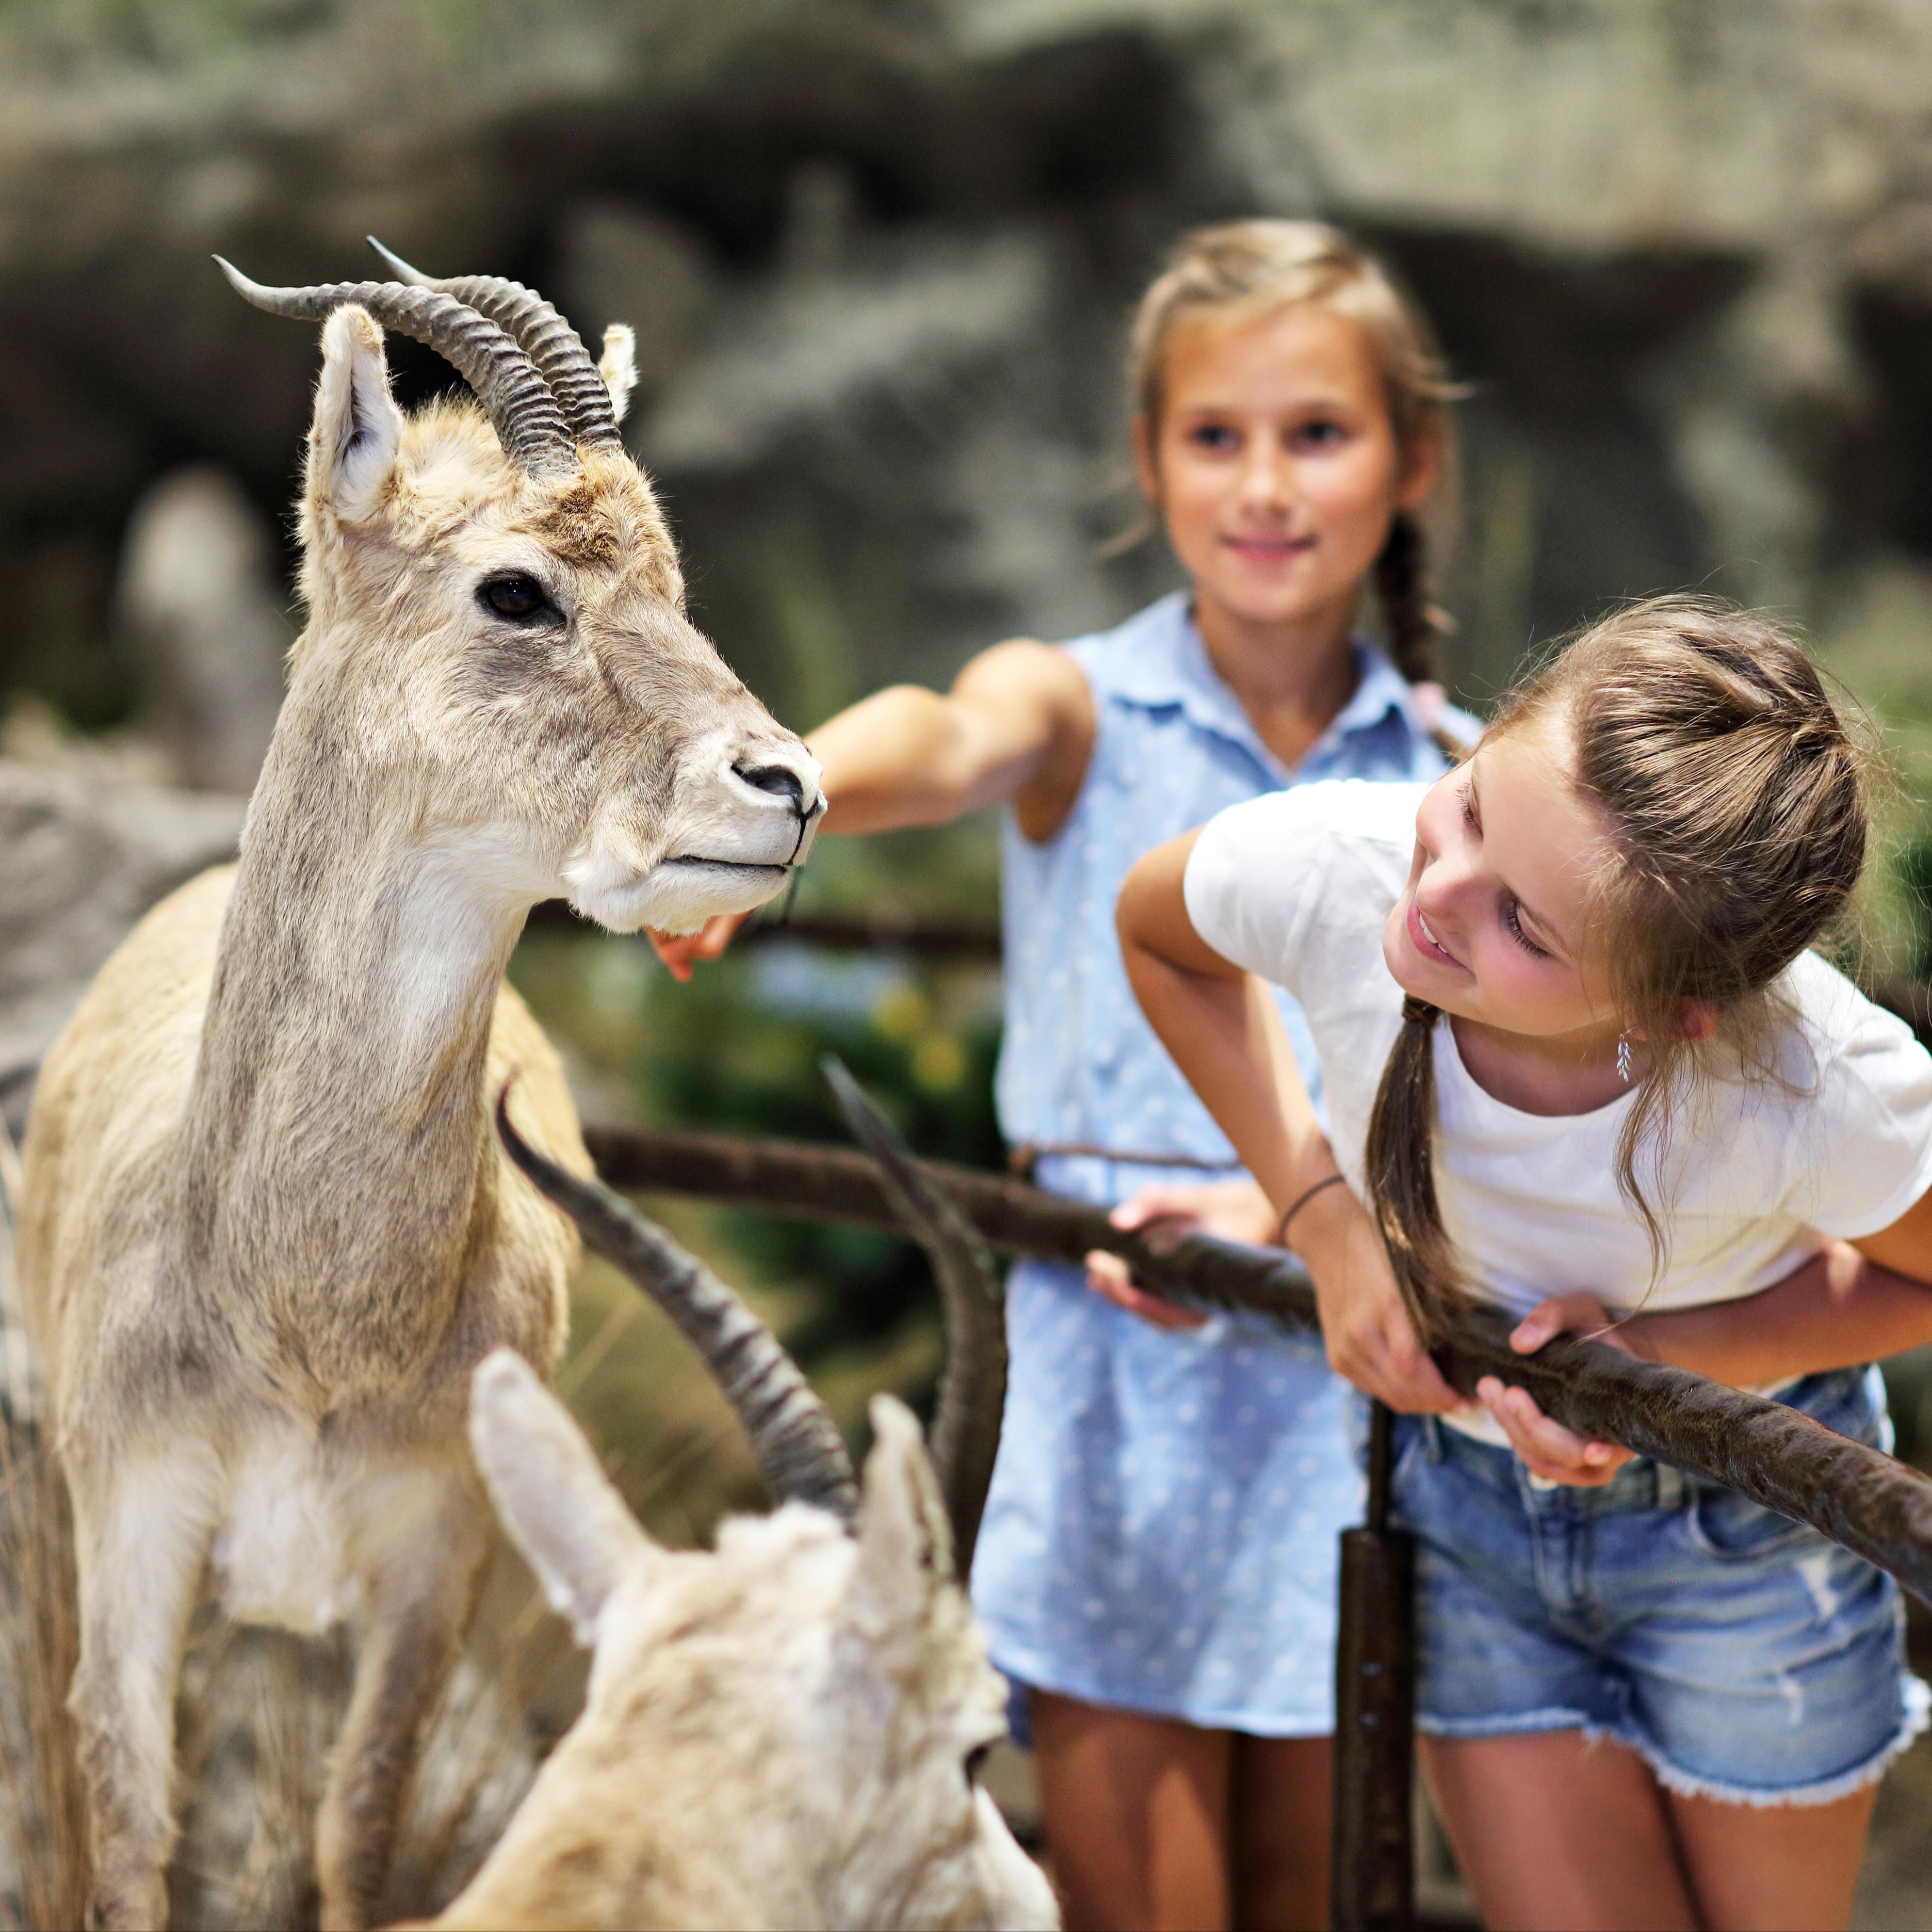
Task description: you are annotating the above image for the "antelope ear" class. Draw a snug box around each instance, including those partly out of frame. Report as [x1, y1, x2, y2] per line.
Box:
[599, 323, 638, 426]
[469, 1349, 652, 1645]
[306, 303, 405, 525]
[839, 1394, 956, 1650]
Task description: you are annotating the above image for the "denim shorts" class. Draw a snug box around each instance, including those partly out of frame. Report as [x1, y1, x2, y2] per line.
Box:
[1391, 1366, 1929, 1805]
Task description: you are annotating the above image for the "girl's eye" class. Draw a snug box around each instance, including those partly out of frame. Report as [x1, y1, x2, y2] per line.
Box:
[1187, 422, 1240, 453]
[1459, 783, 1479, 831]
[1502, 897, 1549, 960]
[1291, 418, 1349, 451]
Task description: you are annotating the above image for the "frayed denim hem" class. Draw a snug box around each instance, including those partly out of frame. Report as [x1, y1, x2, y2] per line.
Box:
[1419, 1674, 1930, 1809]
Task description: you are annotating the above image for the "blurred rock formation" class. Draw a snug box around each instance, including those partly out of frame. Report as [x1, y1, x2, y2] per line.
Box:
[118, 466, 289, 792]
[0, 762, 243, 1137]
[6, 0, 1932, 721]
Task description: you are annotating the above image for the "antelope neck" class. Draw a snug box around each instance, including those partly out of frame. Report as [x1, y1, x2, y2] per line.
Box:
[176, 744, 542, 1393]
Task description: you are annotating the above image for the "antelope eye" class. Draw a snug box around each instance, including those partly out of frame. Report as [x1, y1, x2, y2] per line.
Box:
[479, 573, 551, 622]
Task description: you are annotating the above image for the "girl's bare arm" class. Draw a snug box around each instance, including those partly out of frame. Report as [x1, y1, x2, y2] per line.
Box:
[1115, 834, 1327, 1205]
[809, 639, 1094, 836]
[1485, 1214, 1932, 1484]
[1116, 834, 1460, 1412]
[1600, 1202, 1932, 1387]
[652, 640, 1092, 977]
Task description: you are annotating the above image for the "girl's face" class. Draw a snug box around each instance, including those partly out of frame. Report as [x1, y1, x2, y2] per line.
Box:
[1383, 717, 1624, 1044]
[1135, 303, 1435, 637]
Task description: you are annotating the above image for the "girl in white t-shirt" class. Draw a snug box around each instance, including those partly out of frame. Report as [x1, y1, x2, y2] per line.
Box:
[1115, 594, 1932, 1931]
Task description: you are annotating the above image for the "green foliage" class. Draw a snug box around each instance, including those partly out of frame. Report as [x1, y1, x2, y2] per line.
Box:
[1899, 837, 1932, 986]
[510, 923, 1003, 1376]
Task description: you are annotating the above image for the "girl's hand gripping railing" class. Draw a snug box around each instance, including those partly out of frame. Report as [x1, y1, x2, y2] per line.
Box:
[582, 1119, 1932, 1610]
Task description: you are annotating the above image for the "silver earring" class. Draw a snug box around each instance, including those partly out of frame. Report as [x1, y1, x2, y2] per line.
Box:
[1616, 1033, 1632, 1083]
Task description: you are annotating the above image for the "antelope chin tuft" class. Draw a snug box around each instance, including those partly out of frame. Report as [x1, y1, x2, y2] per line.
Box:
[562, 847, 791, 934]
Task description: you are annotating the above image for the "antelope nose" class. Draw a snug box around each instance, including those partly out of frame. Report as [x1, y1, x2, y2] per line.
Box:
[735, 762, 807, 812]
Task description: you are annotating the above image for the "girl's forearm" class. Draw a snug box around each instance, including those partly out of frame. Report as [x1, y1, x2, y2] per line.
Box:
[1117, 838, 1337, 1213]
[1626, 1244, 1932, 1388]
[807, 641, 1089, 836]
[808, 686, 999, 834]
[1127, 956, 1332, 1209]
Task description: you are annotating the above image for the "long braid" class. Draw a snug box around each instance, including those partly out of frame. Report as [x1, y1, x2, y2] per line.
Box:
[1364, 995, 1465, 1339]
[1374, 511, 1445, 687]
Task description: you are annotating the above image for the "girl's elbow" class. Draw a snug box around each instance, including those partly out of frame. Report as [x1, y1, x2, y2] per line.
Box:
[1117, 835, 1188, 933]
[1117, 834, 1226, 977]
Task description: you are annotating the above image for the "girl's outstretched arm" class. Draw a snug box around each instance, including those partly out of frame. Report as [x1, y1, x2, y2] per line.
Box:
[1117, 833, 1461, 1413]
[806, 639, 1094, 836]
[652, 639, 1094, 977]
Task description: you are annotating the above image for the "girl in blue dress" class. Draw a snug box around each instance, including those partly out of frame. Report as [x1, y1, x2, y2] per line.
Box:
[654, 220, 1475, 1930]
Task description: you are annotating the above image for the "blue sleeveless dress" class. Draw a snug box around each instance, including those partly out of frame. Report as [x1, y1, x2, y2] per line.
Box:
[971, 591, 1468, 1735]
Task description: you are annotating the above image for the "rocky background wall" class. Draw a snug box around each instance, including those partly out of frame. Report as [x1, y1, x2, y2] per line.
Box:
[8, 1, 1932, 736]
[12, 0, 1932, 1042]
[7, 4, 1932, 1925]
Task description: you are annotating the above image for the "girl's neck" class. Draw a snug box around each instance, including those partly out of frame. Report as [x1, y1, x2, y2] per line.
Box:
[1193, 588, 1360, 770]
[1449, 1011, 1638, 1118]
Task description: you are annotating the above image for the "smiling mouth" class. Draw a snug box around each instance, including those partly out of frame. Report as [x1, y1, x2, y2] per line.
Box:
[1408, 897, 1462, 969]
[1222, 533, 1316, 558]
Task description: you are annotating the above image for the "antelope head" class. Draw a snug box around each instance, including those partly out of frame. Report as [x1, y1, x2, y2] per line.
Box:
[218, 249, 821, 934]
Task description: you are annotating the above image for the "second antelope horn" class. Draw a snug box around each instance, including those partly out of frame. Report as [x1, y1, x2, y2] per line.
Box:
[214, 261, 578, 478]
[367, 238, 623, 455]
[494, 1087, 858, 1525]
[823, 1059, 1008, 1578]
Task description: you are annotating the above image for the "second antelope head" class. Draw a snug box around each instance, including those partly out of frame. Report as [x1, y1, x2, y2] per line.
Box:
[220, 245, 821, 933]
[450, 1084, 1051, 1931]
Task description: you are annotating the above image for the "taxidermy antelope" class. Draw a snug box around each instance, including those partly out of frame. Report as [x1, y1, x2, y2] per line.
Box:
[410, 1090, 1055, 1932]
[17, 248, 823, 1931]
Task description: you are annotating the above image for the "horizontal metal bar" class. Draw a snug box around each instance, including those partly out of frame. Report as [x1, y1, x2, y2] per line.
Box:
[583, 1121, 1932, 1609]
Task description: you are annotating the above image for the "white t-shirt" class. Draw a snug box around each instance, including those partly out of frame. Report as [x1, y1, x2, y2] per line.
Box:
[1184, 779, 1932, 1323]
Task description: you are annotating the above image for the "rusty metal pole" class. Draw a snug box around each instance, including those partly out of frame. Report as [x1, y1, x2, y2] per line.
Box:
[1330, 1399, 1416, 1932]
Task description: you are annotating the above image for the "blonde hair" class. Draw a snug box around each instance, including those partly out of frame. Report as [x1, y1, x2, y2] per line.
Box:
[1126, 219, 1463, 683]
[1365, 596, 1873, 1338]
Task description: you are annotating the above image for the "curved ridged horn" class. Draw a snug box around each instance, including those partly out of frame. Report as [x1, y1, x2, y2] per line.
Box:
[494, 1085, 859, 1525]
[214, 258, 577, 478]
[823, 1059, 1008, 1577]
[367, 238, 624, 457]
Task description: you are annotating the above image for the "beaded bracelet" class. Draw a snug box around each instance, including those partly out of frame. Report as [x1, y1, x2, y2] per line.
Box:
[1275, 1173, 1347, 1246]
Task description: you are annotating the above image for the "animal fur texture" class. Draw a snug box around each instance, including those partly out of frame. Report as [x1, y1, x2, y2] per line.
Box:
[410, 1356, 1059, 1932]
[17, 298, 822, 1931]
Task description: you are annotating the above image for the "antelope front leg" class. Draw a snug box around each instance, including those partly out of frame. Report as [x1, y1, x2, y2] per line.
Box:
[317, 1476, 490, 1932]
[68, 1447, 221, 1932]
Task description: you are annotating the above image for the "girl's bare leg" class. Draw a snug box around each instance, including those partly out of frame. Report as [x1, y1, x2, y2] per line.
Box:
[1230, 1733, 1331, 1931]
[1031, 1689, 1232, 1931]
[1419, 1732, 1697, 1932]
[1669, 1783, 1876, 1932]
